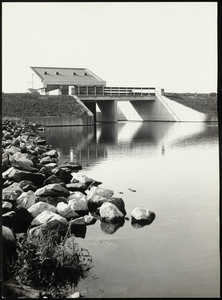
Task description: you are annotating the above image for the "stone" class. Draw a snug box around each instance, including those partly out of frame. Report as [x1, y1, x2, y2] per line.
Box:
[131, 207, 156, 225]
[84, 215, 97, 225]
[59, 162, 82, 171]
[39, 156, 52, 165]
[87, 194, 109, 211]
[2, 211, 16, 229]
[42, 149, 58, 158]
[46, 196, 68, 207]
[18, 180, 37, 192]
[2, 152, 10, 172]
[66, 182, 88, 193]
[9, 152, 37, 172]
[2, 167, 34, 182]
[57, 202, 79, 219]
[68, 192, 89, 214]
[43, 174, 65, 185]
[69, 217, 85, 226]
[99, 202, 125, 223]
[2, 201, 13, 214]
[68, 292, 81, 298]
[16, 190, 36, 209]
[108, 197, 127, 216]
[87, 186, 114, 201]
[2, 182, 23, 201]
[52, 167, 72, 184]
[30, 210, 68, 230]
[71, 173, 102, 187]
[35, 183, 70, 198]
[4, 146, 21, 155]
[28, 202, 57, 218]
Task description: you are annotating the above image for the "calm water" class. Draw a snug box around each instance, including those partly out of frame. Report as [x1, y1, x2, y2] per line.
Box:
[42, 121, 220, 298]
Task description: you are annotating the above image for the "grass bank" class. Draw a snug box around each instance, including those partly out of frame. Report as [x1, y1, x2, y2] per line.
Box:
[164, 93, 217, 114]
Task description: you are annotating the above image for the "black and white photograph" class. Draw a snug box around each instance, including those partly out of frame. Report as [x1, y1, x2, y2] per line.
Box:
[2, 2, 219, 298]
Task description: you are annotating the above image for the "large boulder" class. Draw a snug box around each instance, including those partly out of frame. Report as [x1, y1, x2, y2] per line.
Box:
[108, 197, 127, 216]
[9, 152, 38, 172]
[18, 180, 37, 192]
[87, 186, 114, 211]
[71, 173, 102, 187]
[29, 211, 68, 238]
[2, 201, 13, 214]
[2, 211, 16, 229]
[99, 202, 125, 223]
[28, 202, 57, 218]
[57, 202, 79, 219]
[16, 190, 36, 209]
[2, 182, 23, 202]
[87, 186, 114, 201]
[68, 192, 89, 215]
[35, 183, 70, 198]
[131, 207, 155, 225]
[52, 167, 72, 184]
[66, 182, 88, 193]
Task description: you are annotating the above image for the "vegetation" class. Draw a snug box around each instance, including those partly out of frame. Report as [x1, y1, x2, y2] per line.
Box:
[11, 230, 92, 298]
[165, 93, 218, 114]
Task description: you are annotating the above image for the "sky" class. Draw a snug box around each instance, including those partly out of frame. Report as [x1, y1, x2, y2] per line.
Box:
[2, 2, 217, 93]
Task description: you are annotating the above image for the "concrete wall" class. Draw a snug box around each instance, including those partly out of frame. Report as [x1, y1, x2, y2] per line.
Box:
[97, 100, 117, 122]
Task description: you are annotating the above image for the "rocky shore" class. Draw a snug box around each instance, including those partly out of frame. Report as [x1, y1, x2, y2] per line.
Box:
[2, 118, 155, 298]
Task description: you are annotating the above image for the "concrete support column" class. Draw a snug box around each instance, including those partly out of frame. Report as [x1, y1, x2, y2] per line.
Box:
[97, 100, 117, 122]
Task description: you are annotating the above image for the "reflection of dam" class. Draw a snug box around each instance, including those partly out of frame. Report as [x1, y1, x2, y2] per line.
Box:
[42, 122, 218, 168]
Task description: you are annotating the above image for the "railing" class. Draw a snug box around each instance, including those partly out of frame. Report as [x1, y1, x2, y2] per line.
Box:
[73, 86, 156, 97]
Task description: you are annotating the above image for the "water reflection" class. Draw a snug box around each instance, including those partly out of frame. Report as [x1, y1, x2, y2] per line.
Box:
[100, 219, 125, 234]
[42, 122, 218, 169]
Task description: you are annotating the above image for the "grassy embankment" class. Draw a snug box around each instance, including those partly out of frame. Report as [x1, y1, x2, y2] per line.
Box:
[165, 93, 218, 114]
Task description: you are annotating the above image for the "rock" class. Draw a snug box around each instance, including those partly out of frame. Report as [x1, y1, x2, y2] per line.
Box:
[4, 146, 21, 155]
[29, 211, 68, 232]
[68, 192, 89, 215]
[68, 292, 81, 298]
[131, 207, 155, 225]
[99, 202, 125, 223]
[87, 194, 109, 211]
[2, 226, 17, 279]
[42, 149, 58, 158]
[16, 190, 36, 209]
[57, 202, 79, 219]
[87, 186, 114, 201]
[28, 202, 57, 218]
[9, 152, 38, 172]
[52, 167, 72, 184]
[84, 215, 97, 225]
[18, 180, 37, 192]
[39, 156, 53, 165]
[2, 201, 13, 214]
[2, 167, 34, 182]
[45, 196, 68, 207]
[2, 152, 10, 172]
[2, 182, 23, 202]
[70, 217, 85, 226]
[2, 211, 16, 229]
[108, 197, 127, 216]
[71, 173, 102, 187]
[43, 174, 65, 185]
[35, 183, 70, 198]
[14, 206, 33, 233]
[59, 162, 82, 171]
[66, 182, 88, 193]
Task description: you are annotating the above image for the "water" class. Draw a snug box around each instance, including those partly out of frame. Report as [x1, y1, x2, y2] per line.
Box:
[42, 121, 220, 298]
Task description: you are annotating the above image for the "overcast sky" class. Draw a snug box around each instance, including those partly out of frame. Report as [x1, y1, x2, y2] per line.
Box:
[2, 2, 217, 93]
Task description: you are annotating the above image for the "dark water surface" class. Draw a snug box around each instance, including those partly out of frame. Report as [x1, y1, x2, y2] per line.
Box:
[42, 121, 219, 298]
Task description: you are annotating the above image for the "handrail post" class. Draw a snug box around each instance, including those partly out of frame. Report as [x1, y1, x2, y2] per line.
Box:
[94, 85, 96, 96]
